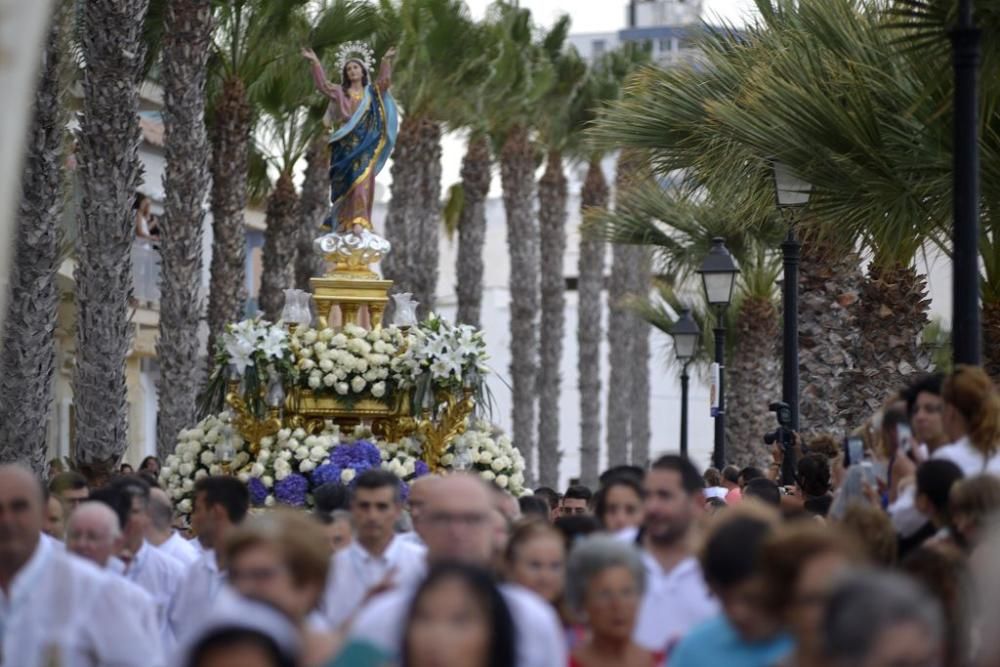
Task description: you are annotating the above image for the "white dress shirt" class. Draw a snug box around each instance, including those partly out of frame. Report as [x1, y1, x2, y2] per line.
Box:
[157, 532, 199, 568]
[349, 580, 566, 667]
[932, 436, 1000, 477]
[169, 549, 226, 644]
[121, 540, 186, 651]
[0, 536, 163, 667]
[322, 534, 426, 630]
[632, 553, 719, 654]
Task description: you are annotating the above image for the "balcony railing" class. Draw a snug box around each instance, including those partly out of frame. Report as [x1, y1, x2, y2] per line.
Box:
[132, 241, 160, 306]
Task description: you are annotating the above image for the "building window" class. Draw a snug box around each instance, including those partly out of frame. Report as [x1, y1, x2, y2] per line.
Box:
[658, 37, 671, 52]
[592, 39, 606, 56]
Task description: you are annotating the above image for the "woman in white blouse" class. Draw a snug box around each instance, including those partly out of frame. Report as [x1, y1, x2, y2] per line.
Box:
[932, 366, 1000, 477]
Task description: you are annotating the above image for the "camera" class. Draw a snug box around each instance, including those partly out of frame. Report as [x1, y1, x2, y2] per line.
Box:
[763, 401, 796, 485]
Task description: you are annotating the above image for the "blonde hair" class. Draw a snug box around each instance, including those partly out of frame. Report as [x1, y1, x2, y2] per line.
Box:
[950, 475, 1000, 531]
[942, 366, 1000, 456]
[224, 509, 330, 590]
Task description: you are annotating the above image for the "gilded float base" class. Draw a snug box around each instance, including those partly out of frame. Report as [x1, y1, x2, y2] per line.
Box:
[310, 274, 392, 329]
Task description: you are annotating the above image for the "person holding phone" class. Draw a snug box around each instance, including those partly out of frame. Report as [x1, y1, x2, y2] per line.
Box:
[880, 401, 918, 505]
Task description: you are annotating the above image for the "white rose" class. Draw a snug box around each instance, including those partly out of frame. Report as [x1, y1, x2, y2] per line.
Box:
[404, 459, 415, 476]
[331, 333, 347, 347]
[262, 475, 274, 488]
[292, 428, 307, 440]
[299, 358, 316, 372]
[309, 446, 327, 462]
[190, 429, 206, 440]
[264, 494, 276, 507]
[160, 467, 173, 479]
[200, 451, 216, 466]
[294, 446, 310, 460]
[258, 449, 271, 463]
[277, 428, 291, 442]
[511, 472, 524, 487]
[303, 330, 318, 344]
[179, 462, 194, 476]
[335, 382, 349, 395]
[209, 464, 223, 476]
[319, 359, 334, 372]
[480, 470, 496, 482]
[440, 453, 455, 467]
[182, 478, 194, 492]
[341, 469, 356, 484]
[165, 455, 179, 468]
[314, 341, 327, 353]
[323, 373, 336, 387]
[237, 471, 250, 483]
[496, 474, 509, 489]
[491, 458, 506, 472]
[319, 328, 335, 342]
[371, 381, 386, 398]
[351, 376, 366, 393]
[299, 347, 313, 360]
[279, 451, 293, 461]
[308, 374, 322, 389]
[275, 468, 290, 481]
[299, 460, 316, 473]
[181, 451, 195, 464]
[177, 499, 192, 514]
[260, 436, 274, 448]
[194, 469, 208, 480]
[478, 452, 493, 465]
[250, 463, 265, 477]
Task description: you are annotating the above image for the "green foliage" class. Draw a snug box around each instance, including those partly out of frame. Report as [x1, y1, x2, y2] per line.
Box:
[442, 182, 465, 240]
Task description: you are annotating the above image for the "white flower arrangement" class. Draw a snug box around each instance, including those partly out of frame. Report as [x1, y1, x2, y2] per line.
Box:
[379, 437, 429, 481]
[392, 314, 489, 391]
[290, 323, 405, 402]
[446, 420, 527, 496]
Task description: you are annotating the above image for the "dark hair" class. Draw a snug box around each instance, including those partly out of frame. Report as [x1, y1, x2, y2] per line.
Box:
[133, 192, 149, 211]
[916, 459, 964, 515]
[803, 495, 833, 517]
[564, 484, 592, 502]
[402, 563, 516, 667]
[110, 475, 152, 507]
[140, 456, 159, 471]
[119, 464, 134, 474]
[797, 453, 831, 498]
[340, 59, 369, 94]
[593, 475, 643, 528]
[903, 373, 944, 417]
[650, 455, 703, 495]
[703, 468, 722, 487]
[505, 519, 564, 564]
[186, 626, 296, 667]
[739, 467, 765, 485]
[48, 471, 87, 495]
[313, 482, 349, 513]
[518, 495, 550, 521]
[89, 487, 131, 532]
[881, 402, 910, 434]
[138, 471, 160, 489]
[701, 515, 774, 591]
[722, 465, 741, 484]
[533, 487, 560, 510]
[554, 515, 600, 551]
[351, 469, 402, 504]
[598, 465, 644, 486]
[743, 478, 781, 507]
[194, 476, 249, 524]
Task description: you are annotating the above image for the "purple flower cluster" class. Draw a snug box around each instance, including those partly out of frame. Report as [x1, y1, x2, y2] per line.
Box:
[275, 473, 309, 507]
[311, 463, 342, 487]
[414, 460, 430, 478]
[248, 477, 268, 506]
[319, 440, 383, 484]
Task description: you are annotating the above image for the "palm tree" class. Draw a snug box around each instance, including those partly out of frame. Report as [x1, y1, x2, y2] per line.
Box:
[295, 135, 329, 290]
[72, 0, 150, 481]
[156, 0, 213, 461]
[535, 19, 585, 487]
[0, 0, 72, 473]
[453, 133, 491, 328]
[376, 0, 484, 315]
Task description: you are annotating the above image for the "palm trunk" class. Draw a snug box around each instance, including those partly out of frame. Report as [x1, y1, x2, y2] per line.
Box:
[73, 0, 150, 481]
[413, 120, 442, 315]
[383, 115, 420, 314]
[295, 136, 329, 290]
[984, 299, 1000, 382]
[455, 134, 491, 328]
[156, 0, 212, 461]
[726, 295, 781, 467]
[628, 247, 651, 466]
[258, 172, 300, 320]
[0, 1, 71, 474]
[840, 261, 932, 427]
[537, 149, 566, 487]
[578, 158, 608, 488]
[206, 76, 250, 353]
[606, 151, 638, 467]
[501, 125, 539, 484]
[798, 239, 862, 438]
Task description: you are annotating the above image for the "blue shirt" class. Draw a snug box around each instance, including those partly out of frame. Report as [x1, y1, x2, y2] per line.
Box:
[667, 614, 793, 667]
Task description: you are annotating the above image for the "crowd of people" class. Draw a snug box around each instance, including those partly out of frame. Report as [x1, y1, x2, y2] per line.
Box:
[4, 364, 1000, 666]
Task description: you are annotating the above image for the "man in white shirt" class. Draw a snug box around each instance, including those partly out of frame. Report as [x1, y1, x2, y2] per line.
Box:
[65, 501, 162, 641]
[105, 477, 186, 652]
[170, 475, 249, 643]
[322, 469, 425, 629]
[349, 474, 566, 667]
[0, 464, 162, 667]
[147, 487, 199, 567]
[631, 455, 719, 655]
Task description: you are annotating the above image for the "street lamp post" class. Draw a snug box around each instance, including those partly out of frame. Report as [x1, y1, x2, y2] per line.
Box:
[771, 161, 812, 435]
[952, 0, 981, 364]
[670, 309, 701, 458]
[699, 238, 740, 470]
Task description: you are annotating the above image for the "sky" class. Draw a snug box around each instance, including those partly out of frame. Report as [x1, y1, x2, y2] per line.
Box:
[462, 0, 760, 31]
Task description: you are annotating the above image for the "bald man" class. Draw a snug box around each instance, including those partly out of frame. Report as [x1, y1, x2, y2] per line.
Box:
[146, 487, 198, 567]
[0, 465, 163, 667]
[349, 473, 566, 667]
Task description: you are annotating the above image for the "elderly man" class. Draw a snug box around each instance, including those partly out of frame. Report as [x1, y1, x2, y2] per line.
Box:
[0, 465, 161, 667]
[349, 473, 567, 667]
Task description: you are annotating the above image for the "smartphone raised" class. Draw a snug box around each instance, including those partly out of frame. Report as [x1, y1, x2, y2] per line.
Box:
[844, 436, 864, 467]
